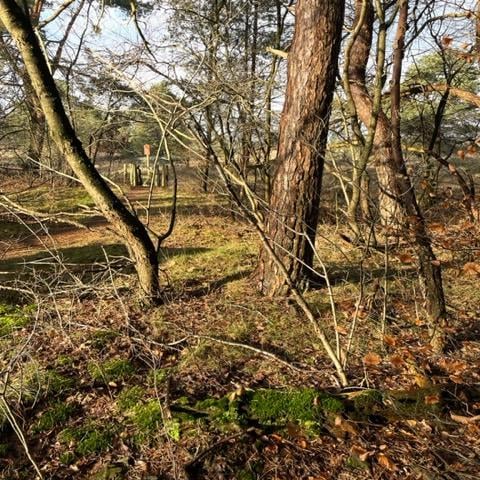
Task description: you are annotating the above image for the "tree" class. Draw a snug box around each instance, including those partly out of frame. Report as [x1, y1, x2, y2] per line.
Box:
[346, 0, 447, 350]
[0, 0, 161, 302]
[255, 0, 345, 296]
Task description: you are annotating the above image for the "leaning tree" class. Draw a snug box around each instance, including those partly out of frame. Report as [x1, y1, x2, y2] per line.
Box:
[0, 0, 161, 302]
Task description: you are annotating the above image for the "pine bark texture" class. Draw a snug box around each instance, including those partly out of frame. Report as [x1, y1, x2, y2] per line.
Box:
[256, 0, 345, 296]
[0, 0, 161, 301]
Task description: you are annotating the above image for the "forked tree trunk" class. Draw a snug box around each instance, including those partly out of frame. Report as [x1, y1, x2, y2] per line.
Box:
[350, 0, 446, 350]
[0, 0, 161, 302]
[348, 0, 403, 228]
[256, 0, 345, 296]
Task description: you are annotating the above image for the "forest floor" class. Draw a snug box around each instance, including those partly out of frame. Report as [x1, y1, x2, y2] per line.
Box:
[1, 168, 480, 479]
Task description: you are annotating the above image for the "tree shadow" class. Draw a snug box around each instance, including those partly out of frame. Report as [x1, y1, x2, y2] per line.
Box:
[0, 244, 211, 275]
[314, 262, 417, 287]
[186, 270, 252, 297]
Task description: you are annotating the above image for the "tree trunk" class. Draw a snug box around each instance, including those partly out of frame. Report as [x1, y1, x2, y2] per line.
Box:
[256, 0, 345, 296]
[25, 83, 45, 168]
[0, 0, 161, 302]
[389, 0, 446, 351]
[348, 0, 403, 228]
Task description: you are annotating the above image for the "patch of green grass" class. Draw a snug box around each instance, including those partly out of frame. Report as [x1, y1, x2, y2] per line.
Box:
[16, 186, 94, 214]
[88, 358, 134, 383]
[166, 241, 256, 283]
[33, 402, 78, 433]
[59, 422, 115, 456]
[116, 386, 145, 411]
[0, 303, 31, 336]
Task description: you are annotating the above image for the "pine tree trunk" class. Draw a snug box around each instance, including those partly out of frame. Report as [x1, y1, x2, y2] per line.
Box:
[256, 0, 345, 296]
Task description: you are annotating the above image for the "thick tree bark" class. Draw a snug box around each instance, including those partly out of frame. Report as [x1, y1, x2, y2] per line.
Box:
[0, 0, 161, 302]
[256, 0, 345, 296]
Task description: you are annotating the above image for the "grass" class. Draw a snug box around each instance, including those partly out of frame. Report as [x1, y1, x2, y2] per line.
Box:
[58, 422, 116, 455]
[2, 176, 480, 478]
[33, 402, 78, 433]
[88, 358, 135, 383]
[0, 303, 32, 336]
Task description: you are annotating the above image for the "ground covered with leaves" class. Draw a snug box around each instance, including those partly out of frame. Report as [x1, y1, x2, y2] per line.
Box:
[1, 175, 480, 479]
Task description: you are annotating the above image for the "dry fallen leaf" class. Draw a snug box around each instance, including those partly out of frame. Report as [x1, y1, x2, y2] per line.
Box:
[336, 325, 348, 335]
[363, 352, 382, 367]
[351, 445, 370, 462]
[383, 335, 397, 347]
[377, 453, 397, 471]
[390, 355, 406, 368]
[462, 262, 480, 276]
[398, 253, 414, 264]
[429, 223, 446, 234]
[424, 394, 441, 405]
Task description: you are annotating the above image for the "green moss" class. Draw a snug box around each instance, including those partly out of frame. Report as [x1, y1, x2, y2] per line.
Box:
[33, 402, 77, 433]
[195, 396, 241, 424]
[59, 451, 76, 465]
[248, 389, 321, 425]
[351, 390, 384, 417]
[0, 303, 31, 336]
[55, 355, 75, 368]
[165, 418, 181, 441]
[88, 359, 134, 383]
[116, 386, 145, 411]
[91, 330, 119, 349]
[320, 395, 345, 414]
[0, 443, 9, 456]
[386, 388, 442, 418]
[129, 400, 163, 440]
[59, 422, 115, 455]
[147, 368, 169, 386]
[44, 371, 75, 394]
[346, 455, 369, 470]
[92, 465, 126, 479]
[236, 469, 256, 480]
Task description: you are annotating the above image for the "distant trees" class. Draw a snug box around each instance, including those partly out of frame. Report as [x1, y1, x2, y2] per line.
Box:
[0, 0, 161, 302]
[255, 0, 345, 296]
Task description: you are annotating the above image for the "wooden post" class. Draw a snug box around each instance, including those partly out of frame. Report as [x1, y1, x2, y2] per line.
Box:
[129, 163, 141, 187]
[144, 144, 151, 168]
[123, 163, 128, 184]
[161, 164, 168, 187]
[153, 166, 161, 187]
